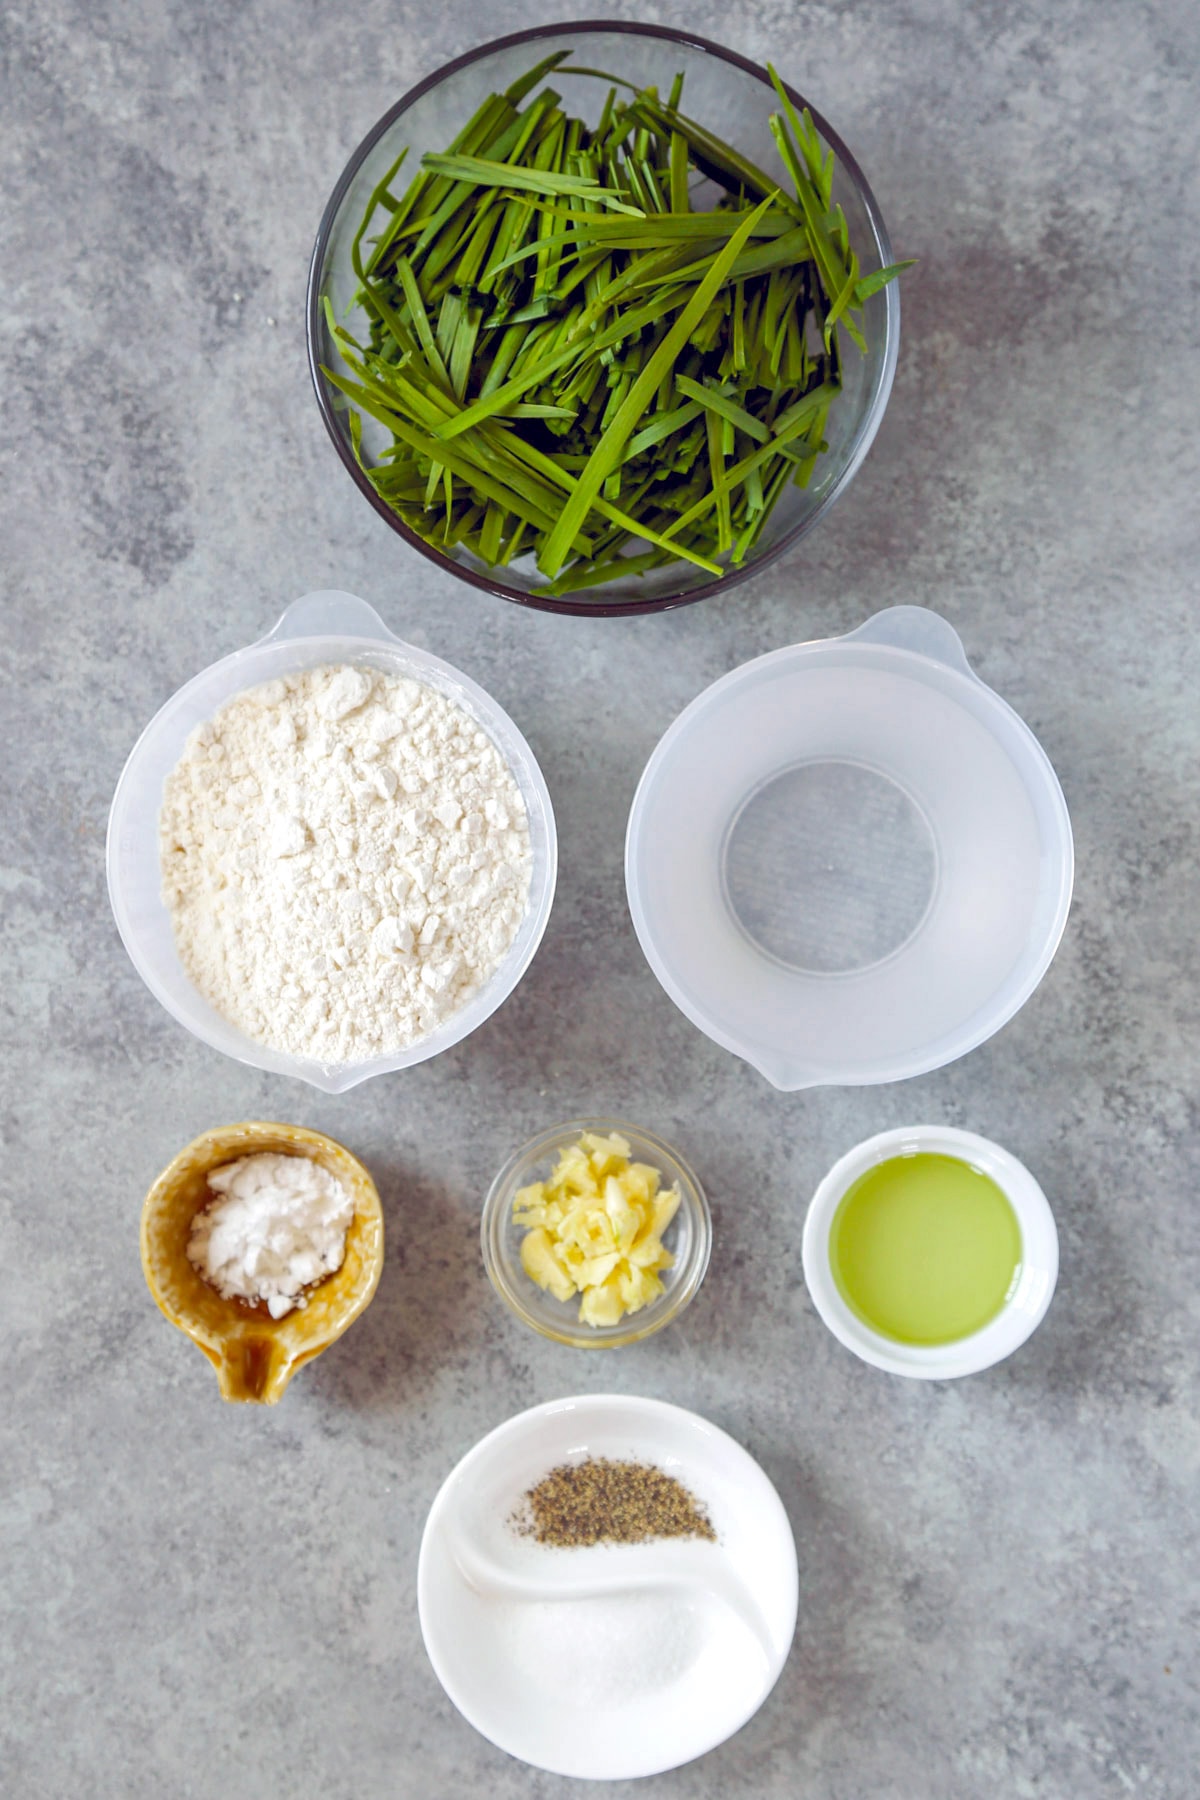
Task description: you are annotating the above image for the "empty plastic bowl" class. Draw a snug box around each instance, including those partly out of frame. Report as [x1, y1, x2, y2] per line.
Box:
[107, 591, 557, 1092]
[625, 606, 1073, 1089]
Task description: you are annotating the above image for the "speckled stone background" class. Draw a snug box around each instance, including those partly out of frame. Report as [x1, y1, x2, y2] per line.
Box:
[3, 1, 1198, 1794]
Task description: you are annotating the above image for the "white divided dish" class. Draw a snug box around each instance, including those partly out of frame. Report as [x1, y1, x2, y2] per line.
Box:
[106, 592, 557, 1092]
[417, 1394, 798, 1780]
[626, 606, 1074, 1089]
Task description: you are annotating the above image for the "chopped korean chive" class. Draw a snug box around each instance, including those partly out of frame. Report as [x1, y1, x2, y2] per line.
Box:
[322, 53, 908, 595]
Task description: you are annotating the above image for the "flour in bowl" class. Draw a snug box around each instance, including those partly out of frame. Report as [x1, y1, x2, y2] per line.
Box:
[159, 664, 532, 1061]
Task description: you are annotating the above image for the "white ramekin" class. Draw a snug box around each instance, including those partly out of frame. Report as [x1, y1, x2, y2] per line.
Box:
[801, 1125, 1058, 1379]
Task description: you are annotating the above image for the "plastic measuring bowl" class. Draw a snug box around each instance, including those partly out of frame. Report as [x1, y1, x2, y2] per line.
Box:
[625, 606, 1073, 1090]
[107, 592, 557, 1092]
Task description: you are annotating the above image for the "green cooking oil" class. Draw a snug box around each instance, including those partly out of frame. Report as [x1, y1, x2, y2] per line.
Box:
[830, 1153, 1022, 1346]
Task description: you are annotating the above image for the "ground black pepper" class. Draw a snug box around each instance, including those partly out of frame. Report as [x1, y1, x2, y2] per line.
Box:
[514, 1458, 716, 1548]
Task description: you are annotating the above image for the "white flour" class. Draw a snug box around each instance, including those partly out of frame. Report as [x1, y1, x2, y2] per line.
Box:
[160, 663, 532, 1061]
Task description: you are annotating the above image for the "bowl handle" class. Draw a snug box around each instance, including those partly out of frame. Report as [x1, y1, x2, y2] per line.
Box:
[739, 1048, 821, 1091]
[213, 1333, 295, 1404]
[263, 590, 399, 645]
[842, 605, 975, 680]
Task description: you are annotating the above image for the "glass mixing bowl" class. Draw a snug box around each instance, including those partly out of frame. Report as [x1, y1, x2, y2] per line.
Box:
[307, 22, 900, 616]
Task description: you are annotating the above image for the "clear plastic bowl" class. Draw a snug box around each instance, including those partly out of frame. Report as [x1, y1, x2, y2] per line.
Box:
[307, 22, 900, 615]
[625, 606, 1074, 1089]
[481, 1119, 712, 1348]
[106, 592, 557, 1092]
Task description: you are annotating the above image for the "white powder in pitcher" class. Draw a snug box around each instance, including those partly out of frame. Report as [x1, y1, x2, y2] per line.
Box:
[159, 664, 532, 1060]
[187, 1154, 355, 1318]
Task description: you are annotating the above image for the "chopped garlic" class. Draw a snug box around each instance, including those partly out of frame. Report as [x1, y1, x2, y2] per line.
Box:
[514, 1131, 680, 1327]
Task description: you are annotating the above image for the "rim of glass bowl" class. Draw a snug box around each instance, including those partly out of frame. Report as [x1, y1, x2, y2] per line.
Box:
[480, 1117, 714, 1348]
[306, 19, 900, 618]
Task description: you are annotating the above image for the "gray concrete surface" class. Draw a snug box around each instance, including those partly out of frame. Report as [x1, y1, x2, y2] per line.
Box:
[3, 1, 1198, 1795]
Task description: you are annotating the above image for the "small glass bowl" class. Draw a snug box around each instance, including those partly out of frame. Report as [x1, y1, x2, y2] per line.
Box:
[481, 1119, 712, 1348]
